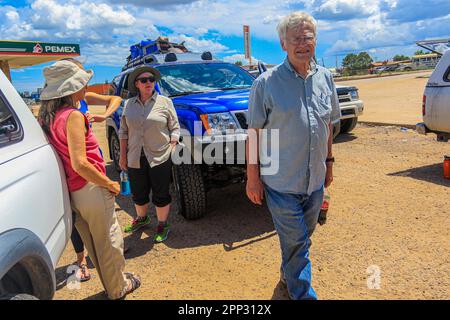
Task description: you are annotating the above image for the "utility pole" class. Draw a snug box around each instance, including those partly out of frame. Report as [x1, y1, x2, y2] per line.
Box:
[243, 25, 252, 67]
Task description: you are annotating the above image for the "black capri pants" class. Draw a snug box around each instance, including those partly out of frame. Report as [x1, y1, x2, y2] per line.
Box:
[128, 152, 172, 207]
[71, 211, 85, 254]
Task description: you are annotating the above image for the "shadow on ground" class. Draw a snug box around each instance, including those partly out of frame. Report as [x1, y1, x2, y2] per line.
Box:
[55, 258, 96, 291]
[333, 132, 358, 144]
[388, 163, 450, 187]
[105, 163, 276, 260]
[271, 281, 290, 300]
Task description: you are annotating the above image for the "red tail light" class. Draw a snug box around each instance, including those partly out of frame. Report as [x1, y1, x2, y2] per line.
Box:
[422, 95, 426, 116]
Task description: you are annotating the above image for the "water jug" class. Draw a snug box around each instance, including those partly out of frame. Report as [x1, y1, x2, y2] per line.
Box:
[120, 171, 131, 196]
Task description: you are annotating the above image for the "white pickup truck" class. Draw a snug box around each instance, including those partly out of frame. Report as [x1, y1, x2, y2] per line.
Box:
[416, 49, 450, 142]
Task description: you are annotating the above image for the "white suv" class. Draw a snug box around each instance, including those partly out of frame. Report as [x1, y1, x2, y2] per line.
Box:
[0, 70, 72, 300]
[416, 49, 450, 142]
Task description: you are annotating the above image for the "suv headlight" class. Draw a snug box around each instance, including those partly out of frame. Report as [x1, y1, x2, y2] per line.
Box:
[200, 112, 238, 135]
[350, 90, 359, 100]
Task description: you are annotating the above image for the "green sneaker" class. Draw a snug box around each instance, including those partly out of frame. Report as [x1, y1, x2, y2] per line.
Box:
[154, 223, 170, 243]
[124, 216, 150, 233]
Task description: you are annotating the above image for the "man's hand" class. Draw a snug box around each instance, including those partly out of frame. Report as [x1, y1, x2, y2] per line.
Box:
[119, 155, 128, 172]
[325, 162, 333, 188]
[246, 176, 264, 205]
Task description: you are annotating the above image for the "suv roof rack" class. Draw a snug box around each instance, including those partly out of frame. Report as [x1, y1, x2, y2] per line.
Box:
[122, 36, 218, 71]
[123, 36, 189, 71]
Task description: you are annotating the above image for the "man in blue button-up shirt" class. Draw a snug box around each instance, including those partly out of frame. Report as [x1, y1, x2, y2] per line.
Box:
[246, 11, 340, 300]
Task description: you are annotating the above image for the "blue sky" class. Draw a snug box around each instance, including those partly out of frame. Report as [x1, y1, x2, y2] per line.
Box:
[1, 0, 449, 92]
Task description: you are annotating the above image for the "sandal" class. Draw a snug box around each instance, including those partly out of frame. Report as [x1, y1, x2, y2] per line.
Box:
[118, 273, 141, 299]
[76, 263, 91, 282]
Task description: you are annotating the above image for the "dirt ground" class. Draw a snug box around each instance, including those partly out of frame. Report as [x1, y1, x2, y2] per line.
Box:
[338, 71, 432, 126]
[53, 73, 449, 300]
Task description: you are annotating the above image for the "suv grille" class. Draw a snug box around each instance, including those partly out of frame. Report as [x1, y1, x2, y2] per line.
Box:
[341, 109, 355, 116]
[338, 92, 351, 103]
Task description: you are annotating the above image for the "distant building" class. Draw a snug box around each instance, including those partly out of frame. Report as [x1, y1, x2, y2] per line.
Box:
[23, 91, 30, 98]
[371, 60, 410, 68]
[87, 83, 112, 95]
[411, 53, 440, 69]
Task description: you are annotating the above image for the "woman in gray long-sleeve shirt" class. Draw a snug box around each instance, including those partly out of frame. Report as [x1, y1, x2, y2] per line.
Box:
[118, 66, 180, 242]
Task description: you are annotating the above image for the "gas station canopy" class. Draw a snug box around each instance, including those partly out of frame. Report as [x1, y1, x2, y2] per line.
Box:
[0, 40, 80, 80]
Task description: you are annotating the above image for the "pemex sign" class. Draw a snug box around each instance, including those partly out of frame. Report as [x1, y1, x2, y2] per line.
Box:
[0, 40, 80, 56]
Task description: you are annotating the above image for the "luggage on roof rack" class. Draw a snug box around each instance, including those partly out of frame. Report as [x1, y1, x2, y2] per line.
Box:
[123, 37, 190, 71]
[126, 36, 189, 61]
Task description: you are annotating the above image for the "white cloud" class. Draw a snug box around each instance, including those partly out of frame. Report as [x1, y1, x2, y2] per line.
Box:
[169, 34, 228, 53]
[81, 43, 131, 66]
[5, 9, 19, 22]
[316, 0, 378, 19]
[223, 53, 262, 64]
[108, 0, 197, 9]
[1, 0, 449, 69]
[31, 0, 135, 30]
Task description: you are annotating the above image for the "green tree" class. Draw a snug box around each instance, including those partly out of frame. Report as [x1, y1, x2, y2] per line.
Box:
[342, 52, 373, 70]
[393, 54, 410, 61]
[342, 53, 358, 69]
[235, 61, 243, 66]
[355, 52, 373, 69]
[414, 50, 428, 55]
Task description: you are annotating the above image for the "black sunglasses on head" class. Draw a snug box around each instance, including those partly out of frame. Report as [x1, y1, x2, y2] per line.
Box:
[136, 76, 155, 84]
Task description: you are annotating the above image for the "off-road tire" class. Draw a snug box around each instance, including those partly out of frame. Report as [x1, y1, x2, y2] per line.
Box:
[340, 117, 358, 134]
[109, 130, 121, 172]
[172, 164, 206, 220]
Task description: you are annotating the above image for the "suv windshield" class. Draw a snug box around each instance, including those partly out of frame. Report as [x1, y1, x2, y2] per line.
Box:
[157, 63, 254, 97]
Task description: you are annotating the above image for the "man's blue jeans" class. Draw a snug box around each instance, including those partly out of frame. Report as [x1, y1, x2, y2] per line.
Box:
[264, 184, 324, 300]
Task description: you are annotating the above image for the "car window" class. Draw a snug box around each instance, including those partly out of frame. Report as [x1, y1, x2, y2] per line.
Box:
[0, 93, 23, 147]
[157, 63, 254, 97]
[444, 65, 450, 82]
[120, 75, 132, 99]
[110, 76, 122, 95]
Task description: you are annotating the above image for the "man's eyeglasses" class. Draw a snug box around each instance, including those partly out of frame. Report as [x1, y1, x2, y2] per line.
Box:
[286, 35, 315, 45]
[136, 76, 156, 84]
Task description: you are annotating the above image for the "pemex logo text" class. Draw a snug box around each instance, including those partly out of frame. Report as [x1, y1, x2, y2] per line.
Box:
[33, 43, 43, 54]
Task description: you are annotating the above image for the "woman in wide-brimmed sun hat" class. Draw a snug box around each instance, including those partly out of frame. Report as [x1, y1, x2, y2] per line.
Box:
[59, 58, 123, 284]
[38, 60, 140, 300]
[118, 65, 180, 243]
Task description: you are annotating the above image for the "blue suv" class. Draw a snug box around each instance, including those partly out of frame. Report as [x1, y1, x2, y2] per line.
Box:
[106, 39, 256, 220]
[106, 38, 358, 220]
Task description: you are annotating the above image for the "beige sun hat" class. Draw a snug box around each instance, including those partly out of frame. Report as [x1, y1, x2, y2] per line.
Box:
[127, 65, 161, 96]
[40, 60, 94, 101]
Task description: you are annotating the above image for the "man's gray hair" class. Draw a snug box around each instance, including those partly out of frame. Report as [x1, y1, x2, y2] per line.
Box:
[277, 11, 317, 41]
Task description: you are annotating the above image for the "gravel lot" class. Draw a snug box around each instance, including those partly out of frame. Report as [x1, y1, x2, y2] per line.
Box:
[53, 73, 449, 300]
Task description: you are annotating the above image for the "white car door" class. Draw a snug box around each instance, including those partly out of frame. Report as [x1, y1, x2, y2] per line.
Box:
[0, 72, 72, 267]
